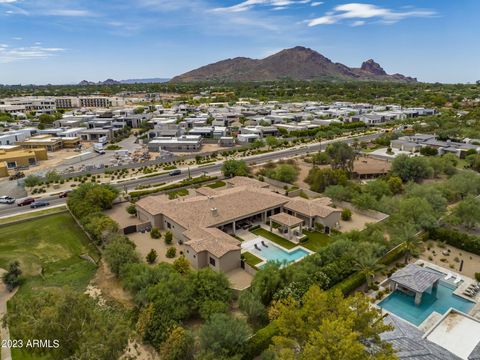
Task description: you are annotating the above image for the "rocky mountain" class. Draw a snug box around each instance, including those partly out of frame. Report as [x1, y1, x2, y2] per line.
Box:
[170, 46, 416, 83]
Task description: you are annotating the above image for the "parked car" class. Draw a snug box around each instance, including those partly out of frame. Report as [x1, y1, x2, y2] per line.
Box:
[9, 172, 25, 180]
[30, 200, 50, 208]
[169, 169, 181, 176]
[16, 197, 35, 206]
[0, 196, 15, 204]
[59, 190, 72, 198]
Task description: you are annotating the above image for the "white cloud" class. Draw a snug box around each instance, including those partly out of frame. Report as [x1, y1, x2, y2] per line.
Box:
[0, 44, 65, 63]
[308, 3, 436, 26]
[212, 0, 311, 13]
[0, 0, 18, 3]
[45, 9, 96, 17]
[351, 20, 365, 26]
[311, 1, 323, 6]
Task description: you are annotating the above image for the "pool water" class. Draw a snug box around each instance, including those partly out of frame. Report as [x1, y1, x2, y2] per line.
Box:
[248, 238, 310, 268]
[378, 281, 475, 326]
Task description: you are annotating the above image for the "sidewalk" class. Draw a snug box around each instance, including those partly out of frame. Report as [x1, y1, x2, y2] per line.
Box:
[0, 268, 18, 360]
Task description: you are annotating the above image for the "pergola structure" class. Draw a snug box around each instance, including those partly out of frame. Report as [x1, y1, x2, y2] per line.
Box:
[389, 264, 442, 305]
[269, 212, 304, 243]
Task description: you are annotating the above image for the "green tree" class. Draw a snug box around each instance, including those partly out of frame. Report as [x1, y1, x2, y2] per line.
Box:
[199, 313, 251, 358]
[238, 289, 267, 326]
[146, 249, 158, 264]
[199, 300, 229, 320]
[312, 152, 330, 166]
[391, 154, 433, 182]
[159, 326, 194, 360]
[265, 136, 279, 149]
[466, 154, 480, 172]
[24, 175, 42, 187]
[221, 159, 249, 178]
[7, 288, 130, 360]
[269, 286, 395, 360]
[104, 236, 140, 276]
[450, 196, 480, 229]
[272, 164, 298, 184]
[173, 256, 191, 274]
[325, 142, 355, 173]
[341, 208, 352, 221]
[387, 176, 403, 194]
[2, 260, 22, 291]
[353, 252, 383, 288]
[420, 146, 438, 156]
[391, 223, 422, 264]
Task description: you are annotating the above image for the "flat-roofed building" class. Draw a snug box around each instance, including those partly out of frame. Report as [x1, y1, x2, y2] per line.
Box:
[147, 135, 203, 152]
[0, 147, 47, 174]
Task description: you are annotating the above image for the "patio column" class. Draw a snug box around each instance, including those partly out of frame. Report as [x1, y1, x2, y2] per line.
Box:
[414, 291, 422, 305]
[300, 222, 303, 233]
[233, 221, 236, 235]
[309, 217, 313, 229]
[270, 219, 272, 232]
[288, 226, 292, 240]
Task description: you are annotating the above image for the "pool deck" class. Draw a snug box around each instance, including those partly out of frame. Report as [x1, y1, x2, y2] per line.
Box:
[241, 237, 314, 268]
[376, 261, 480, 330]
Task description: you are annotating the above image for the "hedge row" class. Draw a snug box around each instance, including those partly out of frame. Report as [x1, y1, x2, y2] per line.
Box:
[332, 243, 406, 296]
[429, 227, 480, 255]
[242, 322, 278, 360]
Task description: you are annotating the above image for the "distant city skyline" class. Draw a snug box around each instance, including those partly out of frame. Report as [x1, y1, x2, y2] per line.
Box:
[0, 0, 479, 85]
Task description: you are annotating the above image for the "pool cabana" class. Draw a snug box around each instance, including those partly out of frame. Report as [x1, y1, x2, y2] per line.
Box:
[269, 212, 304, 243]
[389, 264, 442, 305]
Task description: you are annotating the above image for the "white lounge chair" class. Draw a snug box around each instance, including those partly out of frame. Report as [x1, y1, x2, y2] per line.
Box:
[444, 272, 453, 280]
[454, 275, 462, 284]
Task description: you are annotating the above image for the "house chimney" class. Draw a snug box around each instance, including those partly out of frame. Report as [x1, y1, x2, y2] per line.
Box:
[210, 207, 218, 216]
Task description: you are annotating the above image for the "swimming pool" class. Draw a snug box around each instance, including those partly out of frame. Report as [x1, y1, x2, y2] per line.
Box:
[378, 281, 475, 326]
[243, 237, 311, 268]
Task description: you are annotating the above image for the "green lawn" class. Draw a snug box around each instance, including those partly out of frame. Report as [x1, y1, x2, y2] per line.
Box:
[0, 212, 99, 290]
[301, 230, 333, 252]
[206, 180, 226, 189]
[242, 252, 263, 267]
[2, 212, 100, 360]
[250, 228, 296, 249]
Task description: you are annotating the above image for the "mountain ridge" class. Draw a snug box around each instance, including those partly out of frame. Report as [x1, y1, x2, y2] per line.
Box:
[170, 46, 416, 83]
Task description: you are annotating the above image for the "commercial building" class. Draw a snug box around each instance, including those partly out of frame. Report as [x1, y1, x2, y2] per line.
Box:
[0, 147, 48, 175]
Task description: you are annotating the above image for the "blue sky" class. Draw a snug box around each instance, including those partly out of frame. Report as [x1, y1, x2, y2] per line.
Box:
[0, 0, 478, 84]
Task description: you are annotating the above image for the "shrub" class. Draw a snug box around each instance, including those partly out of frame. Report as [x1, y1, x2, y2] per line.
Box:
[146, 249, 158, 264]
[164, 231, 173, 244]
[126, 203, 137, 215]
[150, 227, 161, 239]
[475, 273, 480, 282]
[166, 247, 176, 258]
[341, 208, 352, 221]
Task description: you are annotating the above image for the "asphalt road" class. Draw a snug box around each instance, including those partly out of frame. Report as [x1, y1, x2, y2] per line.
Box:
[0, 132, 381, 219]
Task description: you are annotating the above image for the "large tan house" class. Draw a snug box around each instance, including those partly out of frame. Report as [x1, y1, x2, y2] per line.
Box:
[135, 177, 341, 272]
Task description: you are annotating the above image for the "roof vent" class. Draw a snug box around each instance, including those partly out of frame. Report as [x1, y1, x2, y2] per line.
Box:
[211, 207, 218, 216]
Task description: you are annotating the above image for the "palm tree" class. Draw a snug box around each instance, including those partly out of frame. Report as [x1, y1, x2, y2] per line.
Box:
[354, 254, 384, 289]
[393, 223, 422, 264]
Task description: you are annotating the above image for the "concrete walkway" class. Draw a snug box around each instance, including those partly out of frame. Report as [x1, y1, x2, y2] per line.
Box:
[0, 268, 18, 360]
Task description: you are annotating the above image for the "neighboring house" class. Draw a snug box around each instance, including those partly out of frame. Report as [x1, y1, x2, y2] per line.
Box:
[147, 135, 203, 152]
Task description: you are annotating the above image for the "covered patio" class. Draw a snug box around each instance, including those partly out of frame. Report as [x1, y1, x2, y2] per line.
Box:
[389, 264, 442, 305]
[269, 212, 304, 243]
